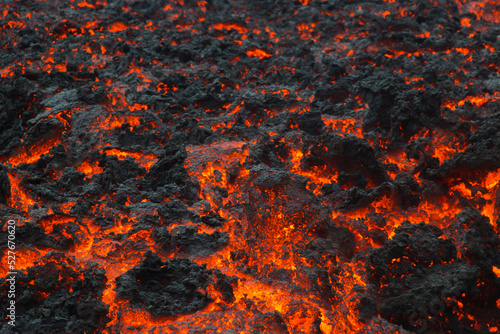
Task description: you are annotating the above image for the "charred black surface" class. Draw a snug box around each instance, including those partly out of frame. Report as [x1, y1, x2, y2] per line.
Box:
[115, 251, 212, 318]
[153, 224, 229, 255]
[0, 253, 109, 334]
[0, 166, 10, 204]
[365, 221, 494, 333]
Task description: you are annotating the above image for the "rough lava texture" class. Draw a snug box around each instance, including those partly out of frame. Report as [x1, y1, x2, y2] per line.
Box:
[0, 253, 109, 334]
[115, 251, 212, 318]
[0, 0, 500, 333]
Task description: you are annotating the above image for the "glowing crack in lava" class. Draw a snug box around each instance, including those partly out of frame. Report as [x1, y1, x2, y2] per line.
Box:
[1, 0, 500, 333]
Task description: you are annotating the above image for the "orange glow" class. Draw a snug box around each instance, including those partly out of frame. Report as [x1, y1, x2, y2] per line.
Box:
[493, 266, 500, 278]
[59, 201, 76, 214]
[76, 161, 104, 177]
[455, 47, 471, 55]
[54, 63, 67, 72]
[37, 215, 76, 234]
[0, 248, 48, 278]
[447, 168, 499, 229]
[382, 148, 419, 179]
[1, 135, 61, 167]
[212, 22, 247, 34]
[108, 22, 128, 33]
[93, 114, 140, 130]
[289, 148, 338, 195]
[457, 95, 491, 108]
[246, 47, 272, 59]
[77, 0, 95, 8]
[185, 140, 248, 204]
[0, 65, 14, 78]
[7, 171, 34, 212]
[485, 44, 496, 53]
[102, 148, 158, 171]
[405, 76, 423, 84]
[407, 129, 468, 164]
[322, 116, 363, 138]
[416, 31, 431, 38]
[296, 22, 318, 41]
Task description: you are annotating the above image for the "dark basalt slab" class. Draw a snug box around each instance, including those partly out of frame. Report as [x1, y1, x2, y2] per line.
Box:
[115, 251, 212, 318]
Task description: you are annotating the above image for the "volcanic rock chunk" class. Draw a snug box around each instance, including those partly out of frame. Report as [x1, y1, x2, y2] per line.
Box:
[157, 198, 195, 225]
[0, 165, 10, 204]
[0, 220, 52, 250]
[393, 90, 442, 140]
[324, 181, 392, 213]
[115, 251, 212, 318]
[245, 134, 288, 169]
[145, 143, 198, 201]
[308, 224, 356, 261]
[445, 209, 500, 310]
[172, 118, 213, 146]
[313, 83, 349, 105]
[0, 77, 37, 151]
[212, 269, 236, 304]
[361, 72, 441, 143]
[243, 164, 331, 239]
[77, 84, 107, 105]
[40, 89, 78, 113]
[146, 144, 188, 186]
[249, 311, 289, 334]
[297, 111, 324, 136]
[337, 171, 368, 189]
[201, 211, 227, 227]
[35, 214, 88, 251]
[243, 93, 294, 114]
[304, 133, 388, 187]
[115, 179, 142, 206]
[153, 225, 228, 255]
[376, 262, 478, 332]
[366, 221, 480, 333]
[368, 222, 457, 283]
[93, 154, 145, 193]
[428, 115, 500, 180]
[361, 317, 414, 334]
[391, 172, 421, 209]
[446, 209, 500, 268]
[116, 127, 154, 150]
[23, 117, 65, 148]
[360, 73, 399, 132]
[0, 253, 109, 334]
[57, 167, 86, 189]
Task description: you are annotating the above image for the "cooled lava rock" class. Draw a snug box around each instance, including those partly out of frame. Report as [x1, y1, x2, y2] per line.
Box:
[0, 253, 110, 334]
[430, 115, 500, 180]
[365, 221, 486, 333]
[115, 251, 213, 318]
[153, 224, 229, 255]
[304, 133, 389, 187]
[0, 165, 10, 204]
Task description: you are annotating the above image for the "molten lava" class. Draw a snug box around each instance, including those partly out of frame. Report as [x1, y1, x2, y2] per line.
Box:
[1, 0, 500, 333]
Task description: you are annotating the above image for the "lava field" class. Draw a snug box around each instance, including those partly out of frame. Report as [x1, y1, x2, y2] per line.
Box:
[1, 0, 500, 333]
